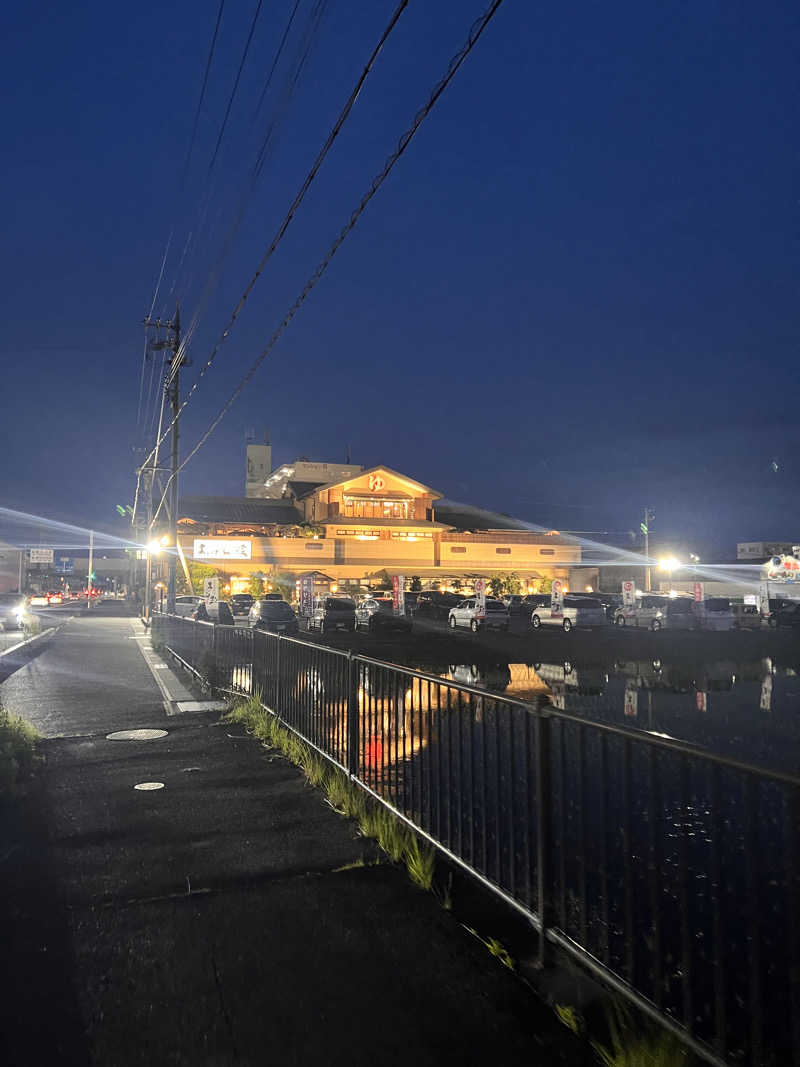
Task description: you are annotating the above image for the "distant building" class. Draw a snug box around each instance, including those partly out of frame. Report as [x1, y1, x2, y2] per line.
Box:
[245, 438, 272, 498]
[737, 541, 798, 562]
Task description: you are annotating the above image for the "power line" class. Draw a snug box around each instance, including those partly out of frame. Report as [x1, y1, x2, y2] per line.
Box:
[141, 0, 409, 474]
[152, 0, 506, 520]
[181, 0, 227, 188]
[251, 0, 301, 124]
[207, 0, 264, 179]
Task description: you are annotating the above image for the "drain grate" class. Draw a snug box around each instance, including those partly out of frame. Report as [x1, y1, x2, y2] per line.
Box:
[106, 729, 168, 741]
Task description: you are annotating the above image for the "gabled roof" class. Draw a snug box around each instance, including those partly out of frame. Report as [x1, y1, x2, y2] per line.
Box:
[285, 480, 327, 500]
[178, 496, 303, 525]
[312, 465, 443, 499]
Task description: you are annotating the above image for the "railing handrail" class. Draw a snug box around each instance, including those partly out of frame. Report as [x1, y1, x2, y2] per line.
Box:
[158, 614, 800, 788]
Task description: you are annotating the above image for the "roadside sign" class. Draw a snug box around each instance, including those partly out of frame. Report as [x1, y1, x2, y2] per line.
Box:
[55, 556, 74, 574]
[622, 580, 636, 614]
[392, 574, 405, 615]
[624, 684, 638, 718]
[696, 691, 708, 713]
[203, 577, 219, 609]
[551, 579, 564, 618]
[300, 574, 314, 617]
[693, 581, 704, 603]
[29, 548, 54, 564]
[474, 578, 487, 618]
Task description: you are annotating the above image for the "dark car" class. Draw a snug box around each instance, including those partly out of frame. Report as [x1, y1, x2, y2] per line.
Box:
[414, 591, 463, 620]
[403, 591, 420, 616]
[0, 593, 25, 631]
[230, 593, 254, 616]
[355, 598, 412, 634]
[309, 596, 357, 633]
[767, 602, 800, 629]
[568, 590, 621, 620]
[192, 601, 235, 625]
[248, 599, 300, 635]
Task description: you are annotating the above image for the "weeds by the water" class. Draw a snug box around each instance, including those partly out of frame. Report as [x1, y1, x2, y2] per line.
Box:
[226, 694, 435, 889]
[591, 1003, 690, 1066]
[0, 706, 41, 795]
[462, 926, 516, 972]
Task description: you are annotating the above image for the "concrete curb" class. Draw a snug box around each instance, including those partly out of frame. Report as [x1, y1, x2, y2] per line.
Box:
[129, 620, 227, 716]
[0, 626, 57, 659]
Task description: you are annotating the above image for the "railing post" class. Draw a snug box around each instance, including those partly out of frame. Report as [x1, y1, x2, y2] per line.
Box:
[535, 711, 552, 967]
[274, 635, 281, 712]
[347, 652, 359, 779]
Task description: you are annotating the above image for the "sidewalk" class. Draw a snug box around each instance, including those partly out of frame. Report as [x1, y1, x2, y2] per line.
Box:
[1, 613, 584, 1066]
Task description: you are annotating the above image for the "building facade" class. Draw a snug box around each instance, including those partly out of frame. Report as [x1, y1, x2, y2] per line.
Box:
[177, 464, 593, 594]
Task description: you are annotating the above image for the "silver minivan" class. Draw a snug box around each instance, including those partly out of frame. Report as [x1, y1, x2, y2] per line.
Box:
[531, 596, 607, 632]
[614, 594, 694, 631]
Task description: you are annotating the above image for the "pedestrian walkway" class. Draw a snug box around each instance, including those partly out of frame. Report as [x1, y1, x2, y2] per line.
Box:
[0, 611, 583, 1066]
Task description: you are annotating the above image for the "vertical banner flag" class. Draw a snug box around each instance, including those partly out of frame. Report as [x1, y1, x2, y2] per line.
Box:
[622, 580, 636, 615]
[474, 578, 487, 618]
[203, 577, 219, 608]
[551, 579, 564, 618]
[624, 683, 638, 718]
[392, 575, 405, 615]
[300, 575, 314, 617]
[693, 581, 704, 603]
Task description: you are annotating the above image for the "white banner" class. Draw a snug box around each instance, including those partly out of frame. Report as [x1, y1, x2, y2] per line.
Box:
[392, 575, 405, 615]
[193, 539, 251, 560]
[300, 574, 314, 617]
[29, 548, 54, 564]
[551, 579, 564, 618]
[622, 579, 636, 614]
[474, 578, 487, 618]
[203, 577, 219, 608]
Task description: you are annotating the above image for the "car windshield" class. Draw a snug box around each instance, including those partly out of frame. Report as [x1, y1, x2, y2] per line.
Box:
[326, 598, 355, 611]
[232, 594, 252, 602]
[485, 599, 506, 610]
[667, 599, 693, 614]
[566, 597, 600, 609]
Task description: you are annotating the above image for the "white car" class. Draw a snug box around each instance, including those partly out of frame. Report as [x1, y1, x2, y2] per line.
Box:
[173, 595, 205, 618]
[448, 598, 509, 633]
[531, 596, 607, 632]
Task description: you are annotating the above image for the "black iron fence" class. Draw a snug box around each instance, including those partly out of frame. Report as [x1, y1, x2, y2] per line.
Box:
[151, 614, 800, 1066]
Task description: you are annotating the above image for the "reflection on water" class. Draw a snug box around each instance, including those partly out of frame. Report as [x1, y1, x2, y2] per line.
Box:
[423, 653, 800, 772]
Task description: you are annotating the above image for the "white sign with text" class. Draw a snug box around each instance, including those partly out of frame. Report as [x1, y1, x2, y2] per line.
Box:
[193, 539, 251, 560]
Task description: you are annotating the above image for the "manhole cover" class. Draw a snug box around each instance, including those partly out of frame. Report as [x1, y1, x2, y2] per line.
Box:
[106, 729, 168, 741]
[134, 782, 165, 791]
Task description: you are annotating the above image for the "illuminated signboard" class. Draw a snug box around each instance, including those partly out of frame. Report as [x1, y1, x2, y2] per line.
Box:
[764, 555, 800, 582]
[192, 539, 251, 560]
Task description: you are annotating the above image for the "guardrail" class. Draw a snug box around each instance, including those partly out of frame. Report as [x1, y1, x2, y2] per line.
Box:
[152, 613, 800, 1065]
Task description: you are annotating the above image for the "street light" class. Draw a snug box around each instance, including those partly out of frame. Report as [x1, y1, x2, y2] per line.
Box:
[658, 557, 681, 572]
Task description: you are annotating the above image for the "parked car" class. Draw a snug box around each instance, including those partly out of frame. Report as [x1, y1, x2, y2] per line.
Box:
[693, 597, 734, 631]
[569, 590, 622, 621]
[173, 595, 205, 617]
[230, 593, 254, 616]
[502, 594, 527, 615]
[766, 602, 800, 629]
[415, 591, 463, 620]
[0, 593, 25, 631]
[355, 598, 412, 634]
[522, 593, 551, 610]
[403, 591, 420, 616]
[29, 593, 50, 607]
[731, 603, 762, 630]
[613, 594, 695, 631]
[531, 596, 607, 632]
[248, 598, 299, 635]
[191, 601, 235, 625]
[448, 598, 509, 633]
[308, 596, 357, 633]
[263, 593, 284, 602]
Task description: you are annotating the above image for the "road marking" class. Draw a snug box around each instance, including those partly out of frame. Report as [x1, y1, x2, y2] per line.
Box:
[107, 729, 168, 741]
[134, 782, 165, 791]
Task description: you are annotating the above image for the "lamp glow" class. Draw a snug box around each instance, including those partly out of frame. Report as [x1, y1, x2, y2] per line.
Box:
[658, 557, 681, 572]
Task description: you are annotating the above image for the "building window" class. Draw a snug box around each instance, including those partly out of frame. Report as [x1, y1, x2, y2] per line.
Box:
[306, 543, 323, 550]
[539, 548, 555, 556]
[450, 546, 466, 553]
[495, 548, 511, 555]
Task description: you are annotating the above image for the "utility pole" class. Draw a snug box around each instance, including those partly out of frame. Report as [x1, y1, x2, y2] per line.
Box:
[143, 307, 185, 615]
[641, 507, 655, 592]
[87, 529, 94, 610]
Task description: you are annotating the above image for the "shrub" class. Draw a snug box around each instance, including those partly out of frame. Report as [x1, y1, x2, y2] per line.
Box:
[0, 707, 41, 795]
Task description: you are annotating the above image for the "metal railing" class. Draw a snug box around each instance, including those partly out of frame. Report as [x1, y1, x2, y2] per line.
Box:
[151, 614, 800, 1066]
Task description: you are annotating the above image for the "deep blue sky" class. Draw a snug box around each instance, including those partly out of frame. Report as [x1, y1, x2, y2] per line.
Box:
[0, 0, 796, 554]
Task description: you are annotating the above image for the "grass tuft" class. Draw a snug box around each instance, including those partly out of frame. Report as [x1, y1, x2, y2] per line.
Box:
[592, 1003, 690, 1066]
[555, 1004, 583, 1036]
[0, 706, 41, 795]
[225, 695, 436, 890]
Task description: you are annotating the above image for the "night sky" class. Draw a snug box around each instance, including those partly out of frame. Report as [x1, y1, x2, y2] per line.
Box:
[0, 0, 796, 554]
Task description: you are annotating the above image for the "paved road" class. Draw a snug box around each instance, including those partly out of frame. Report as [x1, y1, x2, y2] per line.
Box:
[0, 611, 583, 1066]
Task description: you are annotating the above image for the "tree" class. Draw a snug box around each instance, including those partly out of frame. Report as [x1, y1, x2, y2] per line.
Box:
[489, 576, 504, 598]
[249, 575, 264, 598]
[504, 572, 522, 595]
[177, 562, 220, 596]
[410, 576, 422, 591]
[451, 577, 463, 593]
[271, 570, 297, 603]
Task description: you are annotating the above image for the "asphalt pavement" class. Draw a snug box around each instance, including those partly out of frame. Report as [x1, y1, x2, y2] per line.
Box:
[0, 607, 584, 1066]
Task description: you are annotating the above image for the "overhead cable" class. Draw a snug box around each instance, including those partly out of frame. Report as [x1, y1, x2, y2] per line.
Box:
[151, 0, 506, 520]
[142, 0, 409, 472]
